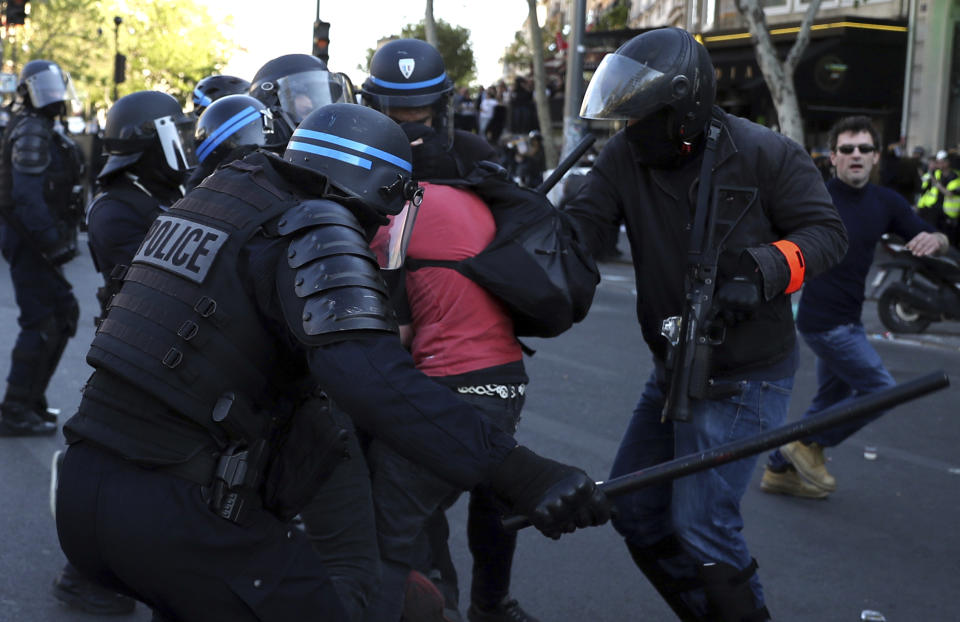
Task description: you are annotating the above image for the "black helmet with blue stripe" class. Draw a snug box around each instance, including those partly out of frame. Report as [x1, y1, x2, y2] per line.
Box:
[283, 103, 420, 217]
[194, 94, 273, 169]
[191, 74, 250, 117]
[360, 38, 454, 146]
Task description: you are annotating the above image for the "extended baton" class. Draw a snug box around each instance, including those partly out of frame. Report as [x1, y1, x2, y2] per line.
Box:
[535, 134, 596, 195]
[502, 370, 950, 531]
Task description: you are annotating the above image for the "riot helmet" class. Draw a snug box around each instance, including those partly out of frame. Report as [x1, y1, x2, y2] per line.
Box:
[191, 74, 251, 117]
[284, 103, 421, 219]
[17, 60, 79, 116]
[360, 38, 454, 147]
[194, 94, 273, 168]
[249, 54, 352, 150]
[580, 28, 716, 142]
[99, 90, 197, 182]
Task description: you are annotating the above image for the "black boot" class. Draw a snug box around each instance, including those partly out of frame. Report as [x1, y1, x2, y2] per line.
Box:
[52, 562, 137, 615]
[0, 400, 56, 436]
[699, 559, 770, 622]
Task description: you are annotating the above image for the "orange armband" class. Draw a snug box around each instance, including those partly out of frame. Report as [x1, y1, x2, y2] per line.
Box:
[771, 240, 805, 294]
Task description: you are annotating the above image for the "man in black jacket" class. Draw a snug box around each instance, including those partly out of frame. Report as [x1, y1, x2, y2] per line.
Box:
[563, 28, 847, 621]
[55, 103, 609, 622]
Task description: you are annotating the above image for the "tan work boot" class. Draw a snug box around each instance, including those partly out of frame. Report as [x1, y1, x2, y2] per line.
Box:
[760, 465, 830, 499]
[780, 441, 836, 492]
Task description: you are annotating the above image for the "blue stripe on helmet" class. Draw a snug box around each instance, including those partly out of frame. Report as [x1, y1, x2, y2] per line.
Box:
[286, 140, 373, 170]
[369, 72, 447, 92]
[292, 128, 412, 172]
[196, 107, 261, 163]
[193, 88, 213, 108]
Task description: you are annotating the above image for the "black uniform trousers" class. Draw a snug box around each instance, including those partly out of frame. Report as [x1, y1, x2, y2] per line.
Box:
[56, 442, 347, 622]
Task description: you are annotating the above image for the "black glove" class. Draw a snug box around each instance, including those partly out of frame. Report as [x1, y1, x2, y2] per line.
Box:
[716, 250, 763, 319]
[39, 224, 78, 266]
[490, 446, 610, 539]
[400, 122, 459, 180]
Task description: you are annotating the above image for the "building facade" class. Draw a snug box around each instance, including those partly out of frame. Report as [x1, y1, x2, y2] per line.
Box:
[544, 0, 960, 155]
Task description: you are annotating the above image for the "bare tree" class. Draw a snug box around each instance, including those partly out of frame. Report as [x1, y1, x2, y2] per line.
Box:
[526, 0, 558, 168]
[425, 0, 438, 46]
[735, 0, 823, 146]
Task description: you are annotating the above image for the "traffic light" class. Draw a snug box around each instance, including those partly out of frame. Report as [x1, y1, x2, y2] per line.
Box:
[313, 19, 330, 63]
[113, 53, 126, 85]
[5, 0, 28, 26]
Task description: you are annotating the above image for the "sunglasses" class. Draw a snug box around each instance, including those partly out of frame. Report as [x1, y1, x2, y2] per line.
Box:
[836, 144, 876, 154]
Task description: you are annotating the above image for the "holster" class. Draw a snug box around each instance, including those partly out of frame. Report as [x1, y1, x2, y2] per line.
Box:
[205, 439, 269, 524]
[162, 438, 270, 526]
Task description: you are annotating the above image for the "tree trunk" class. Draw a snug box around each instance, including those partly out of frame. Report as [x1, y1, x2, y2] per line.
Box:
[424, 0, 438, 47]
[735, 0, 823, 147]
[527, 0, 558, 168]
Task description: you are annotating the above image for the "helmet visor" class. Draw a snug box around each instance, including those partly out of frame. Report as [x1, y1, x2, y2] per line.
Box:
[276, 70, 348, 126]
[25, 66, 77, 109]
[378, 189, 422, 271]
[580, 53, 669, 121]
[154, 115, 198, 171]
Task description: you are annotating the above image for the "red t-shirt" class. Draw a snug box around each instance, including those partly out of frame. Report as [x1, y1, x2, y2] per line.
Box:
[373, 182, 522, 377]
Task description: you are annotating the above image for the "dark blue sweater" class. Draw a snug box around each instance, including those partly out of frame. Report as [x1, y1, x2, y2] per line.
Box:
[797, 178, 933, 332]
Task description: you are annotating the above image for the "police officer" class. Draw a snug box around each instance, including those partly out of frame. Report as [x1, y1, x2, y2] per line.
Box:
[563, 29, 848, 620]
[0, 59, 84, 436]
[917, 150, 960, 243]
[360, 38, 538, 622]
[186, 94, 274, 191]
[86, 90, 195, 321]
[51, 89, 196, 617]
[55, 103, 610, 622]
[191, 74, 251, 118]
[249, 53, 354, 150]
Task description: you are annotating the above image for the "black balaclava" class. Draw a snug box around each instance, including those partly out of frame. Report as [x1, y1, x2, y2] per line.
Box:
[625, 108, 705, 168]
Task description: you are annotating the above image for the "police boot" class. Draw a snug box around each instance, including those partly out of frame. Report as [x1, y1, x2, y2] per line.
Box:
[625, 537, 709, 622]
[52, 562, 137, 615]
[699, 559, 770, 622]
[0, 399, 57, 436]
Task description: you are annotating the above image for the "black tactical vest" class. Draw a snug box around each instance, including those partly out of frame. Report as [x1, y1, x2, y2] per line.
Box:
[84, 155, 300, 448]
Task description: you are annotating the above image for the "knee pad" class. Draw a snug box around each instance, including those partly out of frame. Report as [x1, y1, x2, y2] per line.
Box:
[699, 558, 770, 622]
[626, 537, 709, 622]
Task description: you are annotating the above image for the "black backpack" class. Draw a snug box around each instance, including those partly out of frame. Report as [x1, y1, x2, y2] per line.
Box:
[405, 162, 600, 338]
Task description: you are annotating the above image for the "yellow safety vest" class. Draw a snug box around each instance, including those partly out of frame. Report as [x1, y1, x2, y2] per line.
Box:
[917, 170, 943, 210]
[944, 174, 960, 218]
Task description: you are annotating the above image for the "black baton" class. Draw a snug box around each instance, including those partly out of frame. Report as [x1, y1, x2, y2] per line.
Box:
[502, 370, 950, 532]
[535, 134, 596, 195]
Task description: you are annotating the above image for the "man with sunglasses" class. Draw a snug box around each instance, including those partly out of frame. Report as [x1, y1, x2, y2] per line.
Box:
[762, 115, 948, 499]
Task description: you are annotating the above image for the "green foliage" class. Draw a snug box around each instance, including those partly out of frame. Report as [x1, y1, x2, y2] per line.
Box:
[362, 19, 476, 87]
[502, 12, 563, 70]
[2, 0, 230, 113]
[592, 0, 631, 31]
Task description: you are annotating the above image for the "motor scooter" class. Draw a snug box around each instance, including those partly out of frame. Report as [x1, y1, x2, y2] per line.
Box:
[871, 233, 960, 333]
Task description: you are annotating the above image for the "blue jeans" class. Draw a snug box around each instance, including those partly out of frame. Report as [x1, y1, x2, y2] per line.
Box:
[610, 366, 792, 606]
[769, 323, 895, 469]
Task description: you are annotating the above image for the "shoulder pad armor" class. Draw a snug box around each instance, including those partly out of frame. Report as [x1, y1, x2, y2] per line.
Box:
[276, 199, 397, 345]
[11, 116, 51, 174]
[276, 199, 368, 237]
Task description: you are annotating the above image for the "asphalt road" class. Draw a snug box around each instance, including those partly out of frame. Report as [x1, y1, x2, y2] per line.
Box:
[1, 240, 958, 622]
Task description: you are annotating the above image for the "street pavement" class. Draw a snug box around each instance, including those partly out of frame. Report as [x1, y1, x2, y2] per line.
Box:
[1, 239, 958, 621]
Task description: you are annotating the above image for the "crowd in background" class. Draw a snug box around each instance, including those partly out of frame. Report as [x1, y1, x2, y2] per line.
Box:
[451, 75, 564, 190]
